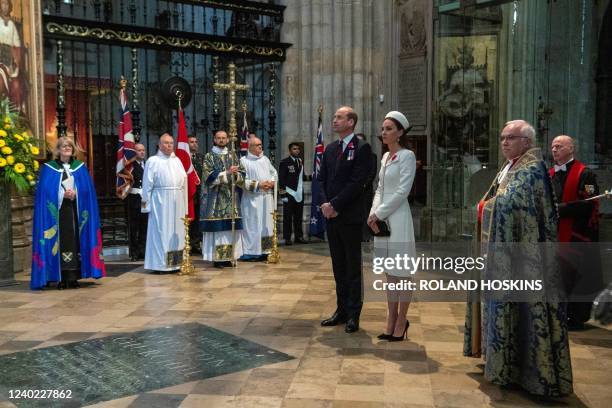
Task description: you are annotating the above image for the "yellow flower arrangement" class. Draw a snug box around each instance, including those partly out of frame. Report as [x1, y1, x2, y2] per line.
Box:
[0, 99, 39, 191]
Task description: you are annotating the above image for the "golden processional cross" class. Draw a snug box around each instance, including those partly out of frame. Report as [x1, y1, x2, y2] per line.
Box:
[213, 63, 250, 267]
[213, 63, 250, 144]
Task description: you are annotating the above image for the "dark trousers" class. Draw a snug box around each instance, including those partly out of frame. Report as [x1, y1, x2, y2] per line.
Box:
[127, 194, 148, 258]
[283, 196, 304, 241]
[190, 195, 202, 252]
[326, 221, 363, 318]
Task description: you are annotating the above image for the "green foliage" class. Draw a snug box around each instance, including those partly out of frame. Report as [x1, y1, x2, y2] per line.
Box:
[0, 98, 40, 192]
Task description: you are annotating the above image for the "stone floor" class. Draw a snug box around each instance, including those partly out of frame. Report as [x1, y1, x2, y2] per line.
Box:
[0, 243, 610, 408]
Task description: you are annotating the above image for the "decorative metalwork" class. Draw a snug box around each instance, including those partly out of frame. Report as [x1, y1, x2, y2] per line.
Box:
[213, 62, 250, 267]
[131, 48, 141, 142]
[212, 56, 220, 131]
[45, 21, 288, 60]
[266, 210, 280, 264]
[183, 0, 284, 17]
[267, 64, 277, 164]
[56, 40, 67, 138]
[179, 217, 196, 275]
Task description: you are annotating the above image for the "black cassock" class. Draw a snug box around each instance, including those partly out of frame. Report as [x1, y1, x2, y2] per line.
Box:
[58, 160, 81, 283]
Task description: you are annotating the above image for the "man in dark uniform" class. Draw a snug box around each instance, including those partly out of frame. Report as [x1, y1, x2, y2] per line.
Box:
[279, 142, 308, 245]
[189, 135, 205, 254]
[319, 106, 373, 333]
[127, 143, 148, 261]
[550, 134, 603, 330]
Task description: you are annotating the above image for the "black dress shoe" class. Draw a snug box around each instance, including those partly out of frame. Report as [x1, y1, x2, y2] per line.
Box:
[213, 262, 225, 269]
[295, 238, 308, 244]
[284, 241, 293, 246]
[345, 317, 359, 333]
[321, 312, 347, 326]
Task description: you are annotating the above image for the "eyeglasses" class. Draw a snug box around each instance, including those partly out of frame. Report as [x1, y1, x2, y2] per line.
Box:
[499, 135, 527, 142]
[253, 144, 262, 147]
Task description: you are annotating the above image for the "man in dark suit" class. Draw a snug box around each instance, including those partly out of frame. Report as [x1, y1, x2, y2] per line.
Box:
[189, 135, 205, 254]
[355, 133, 378, 242]
[319, 106, 373, 333]
[127, 143, 148, 261]
[279, 142, 308, 245]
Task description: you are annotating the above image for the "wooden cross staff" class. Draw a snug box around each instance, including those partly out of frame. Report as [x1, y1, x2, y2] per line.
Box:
[212, 63, 250, 267]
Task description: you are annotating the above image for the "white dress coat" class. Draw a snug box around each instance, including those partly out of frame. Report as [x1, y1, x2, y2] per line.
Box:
[370, 148, 416, 277]
[141, 151, 188, 271]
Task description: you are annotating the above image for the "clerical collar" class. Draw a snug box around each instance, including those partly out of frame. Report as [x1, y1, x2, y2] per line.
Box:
[56, 158, 73, 165]
[157, 150, 175, 158]
[246, 152, 263, 160]
[212, 146, 228, 154]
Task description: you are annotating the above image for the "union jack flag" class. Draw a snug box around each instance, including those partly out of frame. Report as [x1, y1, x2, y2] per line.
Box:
[116, 86, 136, 199]
[309, 113, 326, 239]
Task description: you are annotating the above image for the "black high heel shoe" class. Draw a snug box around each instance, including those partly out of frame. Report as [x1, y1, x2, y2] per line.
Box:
[388, 320, 410, 342]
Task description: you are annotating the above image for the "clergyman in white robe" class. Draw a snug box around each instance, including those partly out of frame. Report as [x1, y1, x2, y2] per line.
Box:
[141, 147, 187, 272]
[240, 148, 277, 260]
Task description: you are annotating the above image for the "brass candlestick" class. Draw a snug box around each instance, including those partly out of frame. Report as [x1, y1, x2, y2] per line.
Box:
[179, 217, 196, 275]
[266, 210, 280, 264]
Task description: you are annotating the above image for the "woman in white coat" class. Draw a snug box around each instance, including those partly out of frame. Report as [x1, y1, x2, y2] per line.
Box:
[367, 111, 416, 342]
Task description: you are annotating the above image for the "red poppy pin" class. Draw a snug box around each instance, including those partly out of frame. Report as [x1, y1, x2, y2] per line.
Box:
[391, 154, 397, 161]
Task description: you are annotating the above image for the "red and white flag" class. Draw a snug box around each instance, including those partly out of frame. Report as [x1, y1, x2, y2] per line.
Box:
[175, 108, 201, 220]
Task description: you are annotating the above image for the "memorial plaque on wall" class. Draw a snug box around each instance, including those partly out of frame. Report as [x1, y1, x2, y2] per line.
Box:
[398, 56, 428, 132]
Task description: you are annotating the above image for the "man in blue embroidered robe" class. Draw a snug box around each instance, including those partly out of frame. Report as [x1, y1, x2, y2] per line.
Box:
[464, 120, 573, 398]
[200, 130, 245, 268]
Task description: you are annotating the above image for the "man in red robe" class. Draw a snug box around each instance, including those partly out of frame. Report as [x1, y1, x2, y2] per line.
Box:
[550, 135, 603, 330]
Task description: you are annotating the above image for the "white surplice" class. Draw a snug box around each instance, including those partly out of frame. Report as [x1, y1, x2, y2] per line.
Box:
[240, 152, 277, 256]
[141, 150, 188, 271]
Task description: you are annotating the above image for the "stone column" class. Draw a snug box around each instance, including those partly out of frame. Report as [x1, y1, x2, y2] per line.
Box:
[278, 0, 395, 237]
[279, 0, 394, 166]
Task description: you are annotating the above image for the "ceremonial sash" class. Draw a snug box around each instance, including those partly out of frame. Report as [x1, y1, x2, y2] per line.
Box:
[549, 160, 585, 242]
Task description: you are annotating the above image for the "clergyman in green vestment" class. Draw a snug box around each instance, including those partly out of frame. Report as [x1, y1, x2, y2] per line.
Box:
[199, 130, 245, 267]
[464, 120, 573, 398]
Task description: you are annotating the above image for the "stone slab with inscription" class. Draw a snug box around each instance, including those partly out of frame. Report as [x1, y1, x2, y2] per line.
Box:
[398, 56, 428, 132]
[0, 323, 293, 407]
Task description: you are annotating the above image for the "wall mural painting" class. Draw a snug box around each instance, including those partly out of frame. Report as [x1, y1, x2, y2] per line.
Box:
[0, 0, 44, 154]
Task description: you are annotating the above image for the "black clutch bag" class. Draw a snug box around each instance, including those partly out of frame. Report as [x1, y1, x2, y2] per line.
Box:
[370, 220, 391, 237]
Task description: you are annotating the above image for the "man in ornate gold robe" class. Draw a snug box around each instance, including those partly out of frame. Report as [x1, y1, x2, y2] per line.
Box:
[464, 120, 573, 398]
